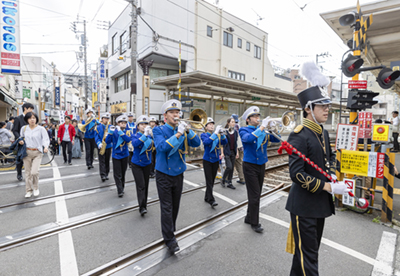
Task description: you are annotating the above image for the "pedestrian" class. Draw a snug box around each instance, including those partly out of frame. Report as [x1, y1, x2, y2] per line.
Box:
[222, 117, 239, 189]
[106, 114, 132, 197]
[390, 111, 399, 152]
[71, 119, 83, 159]
[19, 112, 50, 198]
[12, 102, 34, 181]
[149, 116, 157, 178]
[82, 108, 98, 170]
[6, 116, 14, 131]
[285, 62, 349, 275]
[58, 116, 76, 165]
[201, 117, 227, 207]
[0, 122, 12, 146]
[239, 106, 281, 233]
[95, 113, 112, 181]
[153, 100, 201, 253]
[51, 124, 59, 155]
[231, 114, 245, 185]
[131, 115, 153, 215]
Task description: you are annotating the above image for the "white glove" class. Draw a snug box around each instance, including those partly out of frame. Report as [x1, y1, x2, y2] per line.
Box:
[330, 181, 351, 195]
[178, 121, 187, 134]
[116, 126, 121, 132]
[144, 126, 152, 136]
[262, 116, 272, 128]
[98, 143, 103, 149]
[220, 129, 227, 135]
[214, 125, 222, 135]
[330, 174, 337, 181]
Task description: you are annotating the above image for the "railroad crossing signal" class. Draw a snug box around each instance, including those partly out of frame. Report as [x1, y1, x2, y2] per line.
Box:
[342, 54, 364, 77]
[377, 68, 400, 90]
[346, 90, 378, 110]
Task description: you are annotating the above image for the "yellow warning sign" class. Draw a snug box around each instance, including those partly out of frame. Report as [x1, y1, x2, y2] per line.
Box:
[340, 150, 370, 176]
[372, 124, 390, 142]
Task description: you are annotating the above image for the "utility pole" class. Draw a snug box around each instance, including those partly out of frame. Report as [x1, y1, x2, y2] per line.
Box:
[127, 0, 138, 115]
[83, 20, 88, 110]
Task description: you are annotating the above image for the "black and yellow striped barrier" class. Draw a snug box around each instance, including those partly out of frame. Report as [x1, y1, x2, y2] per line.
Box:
[381, 153, 395, 223]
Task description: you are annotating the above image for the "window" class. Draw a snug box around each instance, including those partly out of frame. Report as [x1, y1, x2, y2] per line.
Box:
[149, 68, 181, 89]
[207, 26, 213, 37]
[254, 45, 261, 59]
[115, 72, 130, 93]
[120, 31, 128, 54]
[228, 70, 245, 81]
[246, 42, 250, 51]
[237, 38, 242, 48]
[112, 34, 117, 55]
[223, 31, 233, 48]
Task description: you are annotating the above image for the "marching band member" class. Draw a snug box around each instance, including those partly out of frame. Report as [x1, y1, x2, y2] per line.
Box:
[285, 62, 349, 275]
[149, 116, 157, 178]
[82, 108, 98, 170]
[95, 113, 112, 182]
[105, 114, 132, 197]
[127, 112, 136, 168]
[231, 114, 246, 185]
[131, 115, 153, 216]
[153, 99, 201, 253]
[221, 117, 239, 189]
[239, 106, 280, 233]
[201, 117, 228, 207]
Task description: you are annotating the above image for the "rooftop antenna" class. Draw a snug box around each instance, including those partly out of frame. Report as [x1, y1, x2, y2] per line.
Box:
[251, 8, 264, 25]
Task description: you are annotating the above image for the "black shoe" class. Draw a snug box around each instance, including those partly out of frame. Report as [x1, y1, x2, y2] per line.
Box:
[168, 242, 180, 254]
[221, 180, 226, 187]
[227, 183, 236, 189]
[237, 180, 246, 185]
[210, 201, 218, 208]
[251, 224, 264, 233]
[68, 163, 72, 165]
[89, 165, 94, 169]
[88, 166, 91, 170]
[17, 175, 23, 181]
[105, 176, 109, 180]
[118, 193, 124, 198]
[101, 177, 106, 182]
[140, 208, 147, 216]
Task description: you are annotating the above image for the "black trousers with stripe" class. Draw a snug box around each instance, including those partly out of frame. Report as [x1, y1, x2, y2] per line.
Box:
[290, 213, 325, 276]
[131, 163, 151, 210]
[99, 147, 111, 178]
[243, 161, 265, 226]
[113, 157, 128, 194]
[203, 159, 219, 204]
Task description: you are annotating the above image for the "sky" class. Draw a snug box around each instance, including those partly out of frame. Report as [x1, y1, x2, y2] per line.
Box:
[19, 0, 380, 81]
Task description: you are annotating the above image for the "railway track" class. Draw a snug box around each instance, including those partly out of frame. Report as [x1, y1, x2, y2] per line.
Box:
[0, 162, 289, 253]
[84, 164, 290, 276]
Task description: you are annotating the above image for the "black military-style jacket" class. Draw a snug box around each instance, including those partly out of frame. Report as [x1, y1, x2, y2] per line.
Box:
[285, 119, 336, 218]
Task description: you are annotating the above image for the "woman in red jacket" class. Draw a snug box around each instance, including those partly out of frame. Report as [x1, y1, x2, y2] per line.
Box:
[57, 116, 76, 165]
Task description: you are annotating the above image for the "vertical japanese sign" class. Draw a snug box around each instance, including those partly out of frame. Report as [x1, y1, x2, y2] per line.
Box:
[335, 124, 359, 151]
[99, 82, 107, 104]
[342, 179, 356, 207]
[98, 58, 106, 81]
[55, 87, 60, 106]
[1, 0, 21, 74]
[98, 58, 107, 104]
[92, 70, 97, 92]
[358, 111, 373, 139]
[59, 110, 65, 124]
[14, 75, 22, 98]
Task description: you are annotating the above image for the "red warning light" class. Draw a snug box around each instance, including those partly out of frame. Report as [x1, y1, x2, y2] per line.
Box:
[377, 127, 385, 134]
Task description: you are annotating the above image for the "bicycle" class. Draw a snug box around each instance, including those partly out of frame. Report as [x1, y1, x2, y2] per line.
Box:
[0, 144, 56, 169]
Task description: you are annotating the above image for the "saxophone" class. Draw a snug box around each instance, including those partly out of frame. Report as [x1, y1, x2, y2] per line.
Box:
[99, 123, 109, 155]
[78, 115, 94, 133]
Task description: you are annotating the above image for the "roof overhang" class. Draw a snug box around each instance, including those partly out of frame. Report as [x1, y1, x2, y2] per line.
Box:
[320, 0, 400, 91]
[152, 70, 341, 110]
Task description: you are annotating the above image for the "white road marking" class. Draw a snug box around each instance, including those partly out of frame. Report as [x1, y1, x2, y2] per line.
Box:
[259, 213, 378, 266]
[202, 189, 238, 205]
[371, 231, 397, 276]
[184, 180, 200, 187]
[186, 163, 198, 168]
[52, 160, 79, 276]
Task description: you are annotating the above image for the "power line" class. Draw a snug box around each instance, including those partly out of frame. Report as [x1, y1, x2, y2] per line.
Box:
[19, 1, 77, 19]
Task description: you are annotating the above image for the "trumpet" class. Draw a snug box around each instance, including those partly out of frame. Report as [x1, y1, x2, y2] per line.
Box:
[174, 108, 208, 132]
[258, 111, 297, 134]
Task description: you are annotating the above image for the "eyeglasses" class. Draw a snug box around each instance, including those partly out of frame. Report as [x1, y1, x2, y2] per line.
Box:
[317, 104, 331, 110]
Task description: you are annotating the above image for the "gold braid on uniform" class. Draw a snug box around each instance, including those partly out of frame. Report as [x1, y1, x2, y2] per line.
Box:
[213, 133, 223, 156]
[145, 141, 154, 160]
[261, 134, 269, 153]
[179, 132, 189, 162]
[296, 173, 315, 191]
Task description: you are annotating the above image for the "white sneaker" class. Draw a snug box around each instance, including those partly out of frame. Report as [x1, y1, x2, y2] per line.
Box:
[25, 192, 33, 198]
[33, 189, 40, 197]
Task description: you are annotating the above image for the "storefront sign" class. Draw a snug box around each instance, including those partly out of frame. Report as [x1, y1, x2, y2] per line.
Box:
[99, 82, 107, 104]
[111, 102, 127, 114]
[335, 124, 359, 151]
[22, 88, 30, 99]
[1, 0, 21, 74]
[98, 58, 106, 81]
[14, 75, 22, 98]
[55, 87, 60, 106]
[215, 101, 228, 115]
[340, 150, 385, 179]
[92, 70, 97, 92]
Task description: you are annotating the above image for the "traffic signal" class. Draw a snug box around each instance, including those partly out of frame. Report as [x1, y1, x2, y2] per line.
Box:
[347, 90, 378, 110]
[376, 68, 400, 89]
[342, 54, 364, 77]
